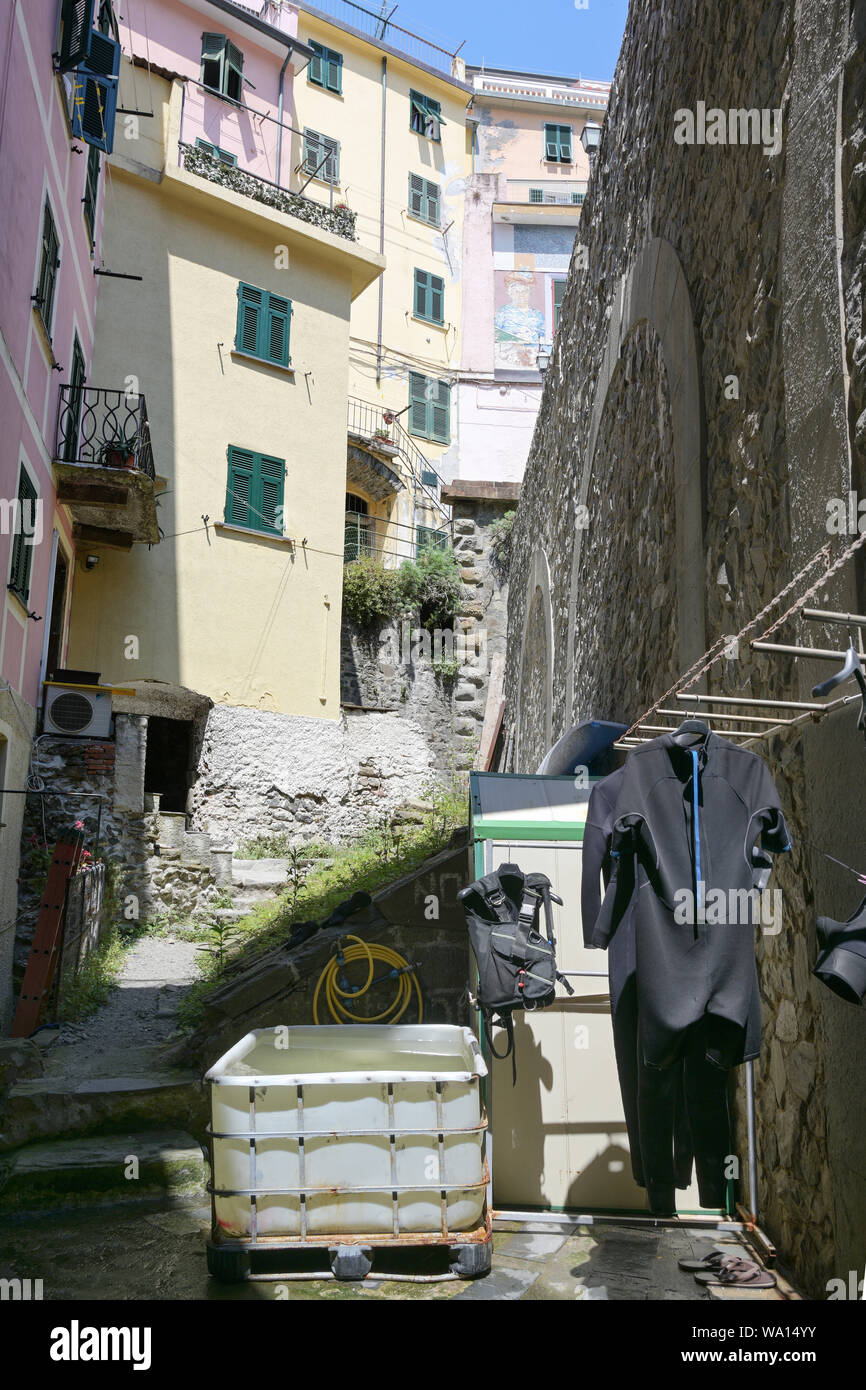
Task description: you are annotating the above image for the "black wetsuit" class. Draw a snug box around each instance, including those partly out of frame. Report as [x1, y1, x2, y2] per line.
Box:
[582, 729, 791, 1212]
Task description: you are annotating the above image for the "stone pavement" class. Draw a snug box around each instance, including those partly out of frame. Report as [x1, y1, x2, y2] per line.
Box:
[0, 1204, 792, 1301]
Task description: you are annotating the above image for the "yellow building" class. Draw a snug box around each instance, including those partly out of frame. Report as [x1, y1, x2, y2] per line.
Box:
[66, 46, 384, 725]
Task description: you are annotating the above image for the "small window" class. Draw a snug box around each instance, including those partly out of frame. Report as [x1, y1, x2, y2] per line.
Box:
[201, 33, 244, 102]
[421, 470, 439, 488]
[303, 128, 340, 183]
[83, 144, 100, 243]
[8, 467, 38, 602]
[225, 446, 285, 535]
[528, 187, 543, 204]
[408, 372, 450, 444]
[235, 283, 292, 368]
[195, 137, 237, 166]
[544, 123, 572, 162]
[308, 40, 342, 94]
[415, 525, 447, 557]
[410, 89, 443, 141]
[34, 199, 60, 337]
[553, 279, 567, 333]
[570, 190, 585, 205]
[408, 173, 441, 226]
[63, 336, 86, 462]
[413, 269, 444, 326]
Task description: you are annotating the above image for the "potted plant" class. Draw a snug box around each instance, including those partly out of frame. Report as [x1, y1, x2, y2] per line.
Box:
[99, 437, 136, 470]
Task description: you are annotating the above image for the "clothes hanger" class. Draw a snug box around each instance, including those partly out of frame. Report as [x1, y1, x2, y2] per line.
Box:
[670, 717, 711, 748]
[811, 638, 866, 741]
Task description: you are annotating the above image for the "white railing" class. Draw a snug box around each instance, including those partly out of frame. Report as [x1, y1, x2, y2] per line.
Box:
[504, 178, 588, 205]
[474, 75, 609, 109]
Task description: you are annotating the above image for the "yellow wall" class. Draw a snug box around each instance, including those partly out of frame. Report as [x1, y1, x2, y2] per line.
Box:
[292, 13, 472, 521]
[67, 73, 383, 718]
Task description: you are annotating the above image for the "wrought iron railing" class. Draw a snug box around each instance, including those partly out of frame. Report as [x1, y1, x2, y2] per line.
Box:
[55, 386, 156, 480]
[344, 510, 450, 565]
[347, 397, 449, 526]
[299, 0, 462, 76]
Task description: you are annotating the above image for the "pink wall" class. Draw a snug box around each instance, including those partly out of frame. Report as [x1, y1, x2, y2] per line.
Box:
[475, 102, 593, 183]
[0, 0, 96, 706]
[125, 0, 301, 188]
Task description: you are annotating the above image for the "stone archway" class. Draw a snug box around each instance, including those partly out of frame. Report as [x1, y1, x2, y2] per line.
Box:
[514, 545, 554, 771]
[565, 237, 706, 723]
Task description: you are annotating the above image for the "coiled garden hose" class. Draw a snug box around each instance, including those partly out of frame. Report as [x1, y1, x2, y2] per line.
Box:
[312, 935, 423, 1025]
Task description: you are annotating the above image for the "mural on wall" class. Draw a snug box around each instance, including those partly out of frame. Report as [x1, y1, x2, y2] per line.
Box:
[494, 225, 577, 371]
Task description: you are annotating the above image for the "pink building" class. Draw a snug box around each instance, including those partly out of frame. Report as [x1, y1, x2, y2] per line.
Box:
[454, 66, 610, 485]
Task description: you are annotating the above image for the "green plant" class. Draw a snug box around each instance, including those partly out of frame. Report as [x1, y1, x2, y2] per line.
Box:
[195, 917, 243, 972]
[397, 543, 462, 630]
[342, 556, 406, 628]
[488, 509, 516, 570]
[431, 654, 461, 680]
[56, 924, 128, 1021]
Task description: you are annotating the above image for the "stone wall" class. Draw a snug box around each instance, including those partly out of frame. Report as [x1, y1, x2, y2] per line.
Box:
[503, 0, 865, 1296]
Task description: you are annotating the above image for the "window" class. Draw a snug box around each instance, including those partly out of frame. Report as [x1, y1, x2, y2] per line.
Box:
[421, 470, 439, 488]
[416, 525, 447, 556]
[410, 89, 442, 141]
[63, 336, 86, 462]
[70, 65, 119, 153]
[83, 143, 100, 243]
[201, 33, 244, 102]
[413, 269, 444, 326]
[234, 283, 292, 368]
[8, 467, 38, 602]
[345, 493, 373, 562]
[308, 40, 342, 94]
[303, 128, 340, 182]
[408, 372, 450, 444]
[224, 447, 285, 535]
[34, 200, 60, 336]
[544, 123, 572, 162]
[195, 137, 237, 166]
[97, 0, 119, 39]
[571, 190, 585, 205]
[529, 187, 543, 204]
[408, 173, 441, 226]
[553, 279, 566, 333]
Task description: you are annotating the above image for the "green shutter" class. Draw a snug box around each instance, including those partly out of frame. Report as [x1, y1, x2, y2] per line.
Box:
[553, 279, 566, 332]
[225, 447, 284, 534]
[8, 469, 37, 600]
[58, 0, 90, 71]
[431, 379, 450, 442]
[225, 41, 243, 100]
[413, 270, 444, 324]
[309, 41, 342, 93]
[545, 124, 572, 161]
[408, 372, 429, 436]
[83, 144, 100, 242]
[409, 175, 441, 225]
[559, 126, 572, 161]
[236, 283, 262, 356]
[36, 202, 60, 334]
[410, 90, 443, 140]
[308, 42, 324, 86]
[265, 294, 291, 366]
[529, 187, 543, 203]
[225, 446, 255, 527]
[63, 338, 86, 461]
[304, 129, 339, 181]
[426, 181, 440, 224]
[259, 455, 285, 533]
[409, 173, 425, 217]
[201, 32, 226, 90]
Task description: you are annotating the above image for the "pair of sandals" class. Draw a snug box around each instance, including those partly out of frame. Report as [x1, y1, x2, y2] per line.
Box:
[678, 1247, 777, 1289]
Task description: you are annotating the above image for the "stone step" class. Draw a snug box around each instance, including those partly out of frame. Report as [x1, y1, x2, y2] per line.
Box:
[0, 1130, 207, 1213]
[231, 858, 291, 888]
[0, 1072, 207, 1152]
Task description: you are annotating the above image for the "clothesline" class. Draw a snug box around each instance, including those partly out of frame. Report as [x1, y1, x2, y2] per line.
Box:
[621, 529, 866, 741]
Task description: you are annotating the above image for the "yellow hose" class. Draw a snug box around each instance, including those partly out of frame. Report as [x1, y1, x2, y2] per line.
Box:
[312, 935, 423, 1025]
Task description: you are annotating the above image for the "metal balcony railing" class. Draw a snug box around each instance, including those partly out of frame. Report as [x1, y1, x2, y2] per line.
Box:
[505, 178, 587, 206]
[344, 511, 449, 566]
[299, 0, 462, 76]
[347, 397, 450, 526]
[56, 386, 155, 480]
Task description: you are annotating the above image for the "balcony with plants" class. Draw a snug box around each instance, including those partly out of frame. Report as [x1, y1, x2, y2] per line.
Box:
[53, 386, 161, 548]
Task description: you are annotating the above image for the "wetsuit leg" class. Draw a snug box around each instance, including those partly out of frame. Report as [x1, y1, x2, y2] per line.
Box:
[636, 1057, 680, 1214]
[682, 1017, 737, 1209]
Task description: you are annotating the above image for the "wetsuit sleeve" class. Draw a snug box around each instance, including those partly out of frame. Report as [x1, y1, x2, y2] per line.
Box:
[745, 757, 792, 886]
[590, 819, 638, 949]
[581, 788, 610, 948]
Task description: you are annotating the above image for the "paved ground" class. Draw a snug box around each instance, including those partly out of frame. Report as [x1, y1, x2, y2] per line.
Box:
[0, 1204, 782, 1301]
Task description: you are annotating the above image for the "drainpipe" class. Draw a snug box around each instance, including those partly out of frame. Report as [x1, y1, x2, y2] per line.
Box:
[276, 48, 291, 190]
[376, 57, 387, 386]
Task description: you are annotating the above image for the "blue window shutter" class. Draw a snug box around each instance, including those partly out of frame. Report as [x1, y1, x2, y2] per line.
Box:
[265, 294, 291, 366]
[71, 70, 118, 153]
[84, 29, 121, 79]
[226, 446, 255, 527]
[236, 283, 262, 356]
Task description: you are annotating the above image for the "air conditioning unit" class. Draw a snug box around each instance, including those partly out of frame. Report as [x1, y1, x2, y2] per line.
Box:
[43, 684, 113, 738]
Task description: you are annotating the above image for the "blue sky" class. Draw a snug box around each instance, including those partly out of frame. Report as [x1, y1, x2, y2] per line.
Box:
[385, 0, 629, 82]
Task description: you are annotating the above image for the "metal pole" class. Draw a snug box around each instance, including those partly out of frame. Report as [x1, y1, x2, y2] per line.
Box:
[746, 1060, 758, 1221]
[376, 56, 387, 385]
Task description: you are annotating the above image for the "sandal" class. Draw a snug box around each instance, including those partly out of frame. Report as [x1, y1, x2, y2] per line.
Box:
[678, 1248, 736, 1273]
[695, 1255, 777, 1289]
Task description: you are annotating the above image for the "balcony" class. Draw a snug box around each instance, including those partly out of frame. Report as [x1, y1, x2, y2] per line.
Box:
[505, 178, 587, 206]
[177, 81, 357, 242]
[344, 511, 450, 566]
[471, 72, 610, 110]
[54, 386, 161, 548]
